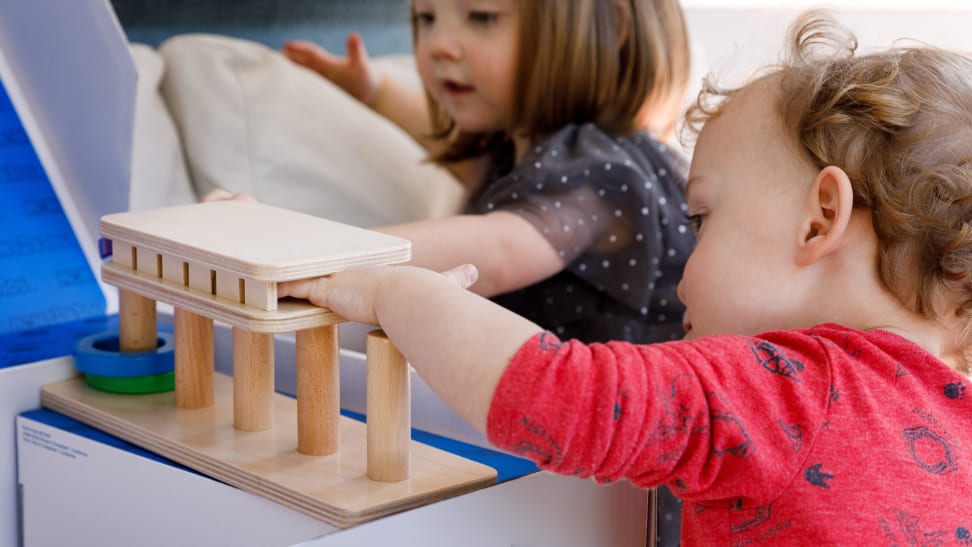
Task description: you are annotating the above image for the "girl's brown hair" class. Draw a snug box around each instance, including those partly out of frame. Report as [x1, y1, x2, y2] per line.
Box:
[688, 10, 972, 338]
[415, 0, 691, 165]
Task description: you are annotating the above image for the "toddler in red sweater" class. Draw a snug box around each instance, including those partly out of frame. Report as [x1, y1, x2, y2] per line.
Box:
[282, 10, 972, 545]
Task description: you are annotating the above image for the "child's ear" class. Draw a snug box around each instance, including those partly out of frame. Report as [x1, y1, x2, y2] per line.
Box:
[796, 165, 854, 266]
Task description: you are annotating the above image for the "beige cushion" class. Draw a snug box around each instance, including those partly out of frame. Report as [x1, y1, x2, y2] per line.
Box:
[128, 43, 197, 210]
[157, 34, 462, 228]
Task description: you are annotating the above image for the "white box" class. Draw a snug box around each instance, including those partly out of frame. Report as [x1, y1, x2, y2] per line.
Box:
[17, 410, 334, 547]
[18, 324, 650, 547]
[17, 409, 648, 547]
[1, 357, 78, 547]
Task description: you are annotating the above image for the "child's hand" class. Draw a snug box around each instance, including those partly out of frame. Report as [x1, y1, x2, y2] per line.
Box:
[282, 263, 536, 435]
[200, 188, 258, 203]
[282, 33, 383, 106]
[278, 264, 479, 325]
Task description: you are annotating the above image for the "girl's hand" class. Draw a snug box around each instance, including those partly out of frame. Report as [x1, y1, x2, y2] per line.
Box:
[282, 33, 384, 106]
[200, 188, 257, 203]
[278, 264, 479, 325]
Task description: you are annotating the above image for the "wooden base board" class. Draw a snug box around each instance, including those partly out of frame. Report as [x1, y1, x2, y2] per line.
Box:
[41, 374, 497, 528]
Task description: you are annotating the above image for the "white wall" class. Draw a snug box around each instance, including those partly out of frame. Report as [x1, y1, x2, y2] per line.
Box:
[685, 7, 972, 83]
[677, 6, 972, 152]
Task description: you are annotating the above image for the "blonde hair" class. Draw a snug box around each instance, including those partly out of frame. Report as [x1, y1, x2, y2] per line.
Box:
[414, 0, 692, 165]
[688, 10, 972, 337]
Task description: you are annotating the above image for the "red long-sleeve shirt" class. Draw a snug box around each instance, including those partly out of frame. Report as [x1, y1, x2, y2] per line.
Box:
[486, 324, 972, 545]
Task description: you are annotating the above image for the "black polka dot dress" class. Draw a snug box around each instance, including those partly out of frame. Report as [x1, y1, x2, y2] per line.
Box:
[467, 123, 694, 344]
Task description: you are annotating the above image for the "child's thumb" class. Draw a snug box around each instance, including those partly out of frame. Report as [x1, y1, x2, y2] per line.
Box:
[442, 264, 478, 290]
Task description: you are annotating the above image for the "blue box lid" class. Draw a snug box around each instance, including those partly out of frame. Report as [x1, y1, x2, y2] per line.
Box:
[0, 0, 137, 364]
[0, 81, 106, 340]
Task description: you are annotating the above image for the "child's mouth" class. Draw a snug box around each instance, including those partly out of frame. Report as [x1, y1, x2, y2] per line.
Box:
[444, 80, 474, 95]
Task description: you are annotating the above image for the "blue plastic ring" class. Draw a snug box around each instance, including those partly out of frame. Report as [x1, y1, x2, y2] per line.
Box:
[73, 330, 175, 377]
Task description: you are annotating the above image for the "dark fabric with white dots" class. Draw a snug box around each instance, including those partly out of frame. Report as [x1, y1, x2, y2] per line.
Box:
[467, 123, 693, 344]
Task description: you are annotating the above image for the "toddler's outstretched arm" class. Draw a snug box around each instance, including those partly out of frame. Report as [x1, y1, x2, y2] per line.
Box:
[278, 265, 543, 434]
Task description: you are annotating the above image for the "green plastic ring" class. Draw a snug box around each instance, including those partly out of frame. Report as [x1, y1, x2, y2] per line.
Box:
[84, 370, 175, 394]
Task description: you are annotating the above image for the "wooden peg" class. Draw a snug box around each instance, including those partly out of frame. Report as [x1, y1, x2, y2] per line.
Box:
[118, 289, 157, 353]
[366, 329, 410, 482]
[296, 325, 340, 455]
[233, 328, 274, 431]
[174, 308, 214, 409]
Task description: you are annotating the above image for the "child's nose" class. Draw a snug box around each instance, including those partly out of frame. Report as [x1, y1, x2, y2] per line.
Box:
[425, 26, 462, 60]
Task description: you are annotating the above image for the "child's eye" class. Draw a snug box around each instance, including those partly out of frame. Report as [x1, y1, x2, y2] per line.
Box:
[412, 11, 435, 27]
[469, 11, 499, 24]
[685, 213, 705, 235]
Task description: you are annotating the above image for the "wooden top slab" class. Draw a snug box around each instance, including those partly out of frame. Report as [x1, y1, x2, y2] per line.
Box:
[101, 201, 411, 280]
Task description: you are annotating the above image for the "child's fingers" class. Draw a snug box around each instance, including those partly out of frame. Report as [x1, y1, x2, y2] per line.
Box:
[441, 264, 479, 290]
[200, 189, 257, 204]
[281, 40, 316, 62]
[278, 277, 327, 304]
[280, 274, 380, 325]
[282, 41, 339, 74]
[201, 188, 233, 202]
[346, 32, 370, 65]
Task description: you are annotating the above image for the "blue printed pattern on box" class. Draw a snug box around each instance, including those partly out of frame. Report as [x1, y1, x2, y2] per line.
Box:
[0, 78, 105, 337]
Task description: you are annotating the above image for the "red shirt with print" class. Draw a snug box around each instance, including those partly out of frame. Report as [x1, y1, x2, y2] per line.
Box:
[486, 324, 972, 545]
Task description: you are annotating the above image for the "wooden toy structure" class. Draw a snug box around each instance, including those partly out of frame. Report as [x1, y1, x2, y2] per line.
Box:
[42, 201, 497, 527]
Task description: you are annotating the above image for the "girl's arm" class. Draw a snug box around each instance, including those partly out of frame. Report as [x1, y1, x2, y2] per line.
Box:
[376, 211, 565, 297]
[284, 35, 432, 145]
[279, 265, 543, 434]
[367, 75, 434, 150]
[284, 34, 480, 185]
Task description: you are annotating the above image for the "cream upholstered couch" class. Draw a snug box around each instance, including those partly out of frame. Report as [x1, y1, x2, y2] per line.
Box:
[127, 34, 463, 227]
[132, 9, 972, 223]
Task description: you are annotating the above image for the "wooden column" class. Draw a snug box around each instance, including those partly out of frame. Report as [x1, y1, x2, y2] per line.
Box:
[296, 325, 340, 455]
[174, 308, 214, 408]
[366, 329, 410, 482]
[233, 328, 274, 431]
[118, 289, 156, 352]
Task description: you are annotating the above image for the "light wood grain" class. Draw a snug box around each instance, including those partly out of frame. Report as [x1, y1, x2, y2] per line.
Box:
[112, 241, 134, 268]
[175, 308, 214, 409]
[215, 269, 243, 304]
[244, 278, 277, 312]
[42, 376, 497, 528]
[296, 325, 340, 456]
[101, 201, 411, 281]
[136, 246, 159, 277]
[118, 289, 157, 352]
[160, 252, 185, 285]
[233, 329, 274, 431]
[187, 262, 212, 294]
[366, 330, 411, 482]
